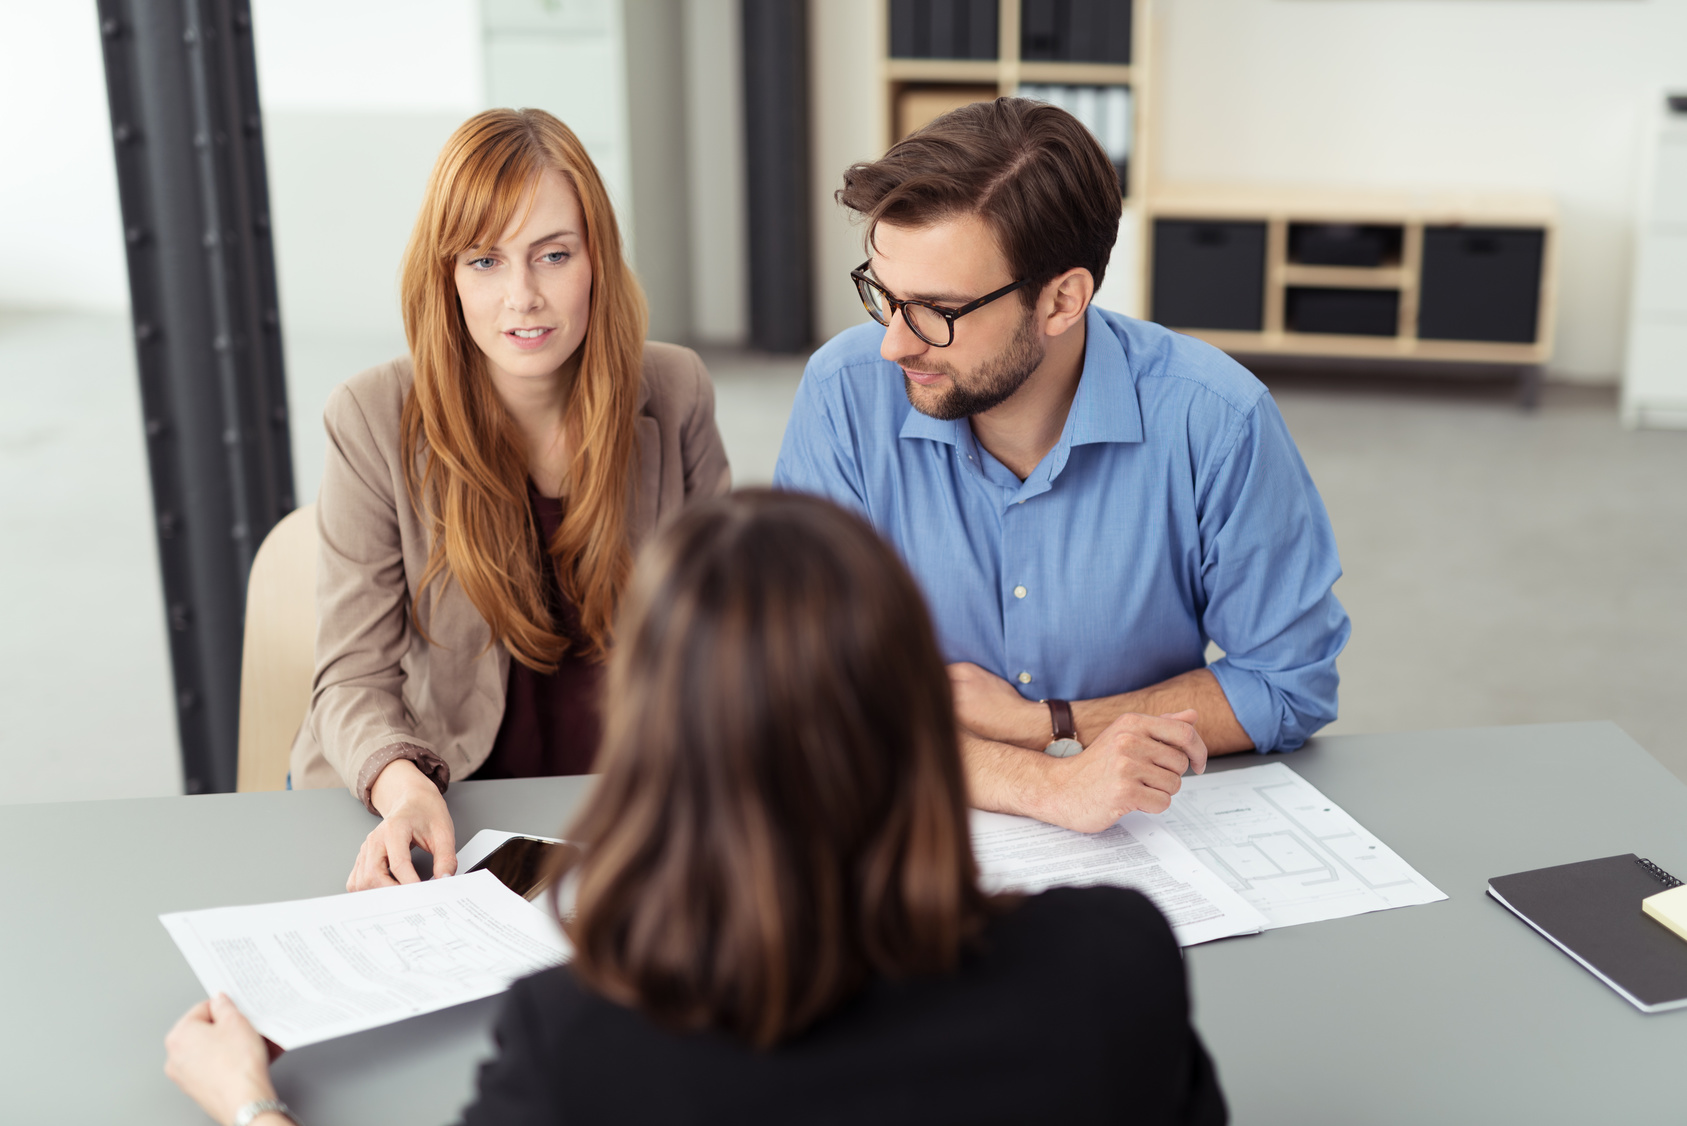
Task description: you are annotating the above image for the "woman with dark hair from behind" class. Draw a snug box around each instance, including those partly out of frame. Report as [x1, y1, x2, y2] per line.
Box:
[163, 491, 1225, 1125]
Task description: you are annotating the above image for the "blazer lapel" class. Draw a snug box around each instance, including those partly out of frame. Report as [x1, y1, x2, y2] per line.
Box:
[631, 415, 661, 548]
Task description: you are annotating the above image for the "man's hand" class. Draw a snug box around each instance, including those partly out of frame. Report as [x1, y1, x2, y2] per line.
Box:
[163, 994, 283, 1125]
[347, 758, 458, 892]
[1032, 709, 1208, 833]
[948, 661, 1048, 749]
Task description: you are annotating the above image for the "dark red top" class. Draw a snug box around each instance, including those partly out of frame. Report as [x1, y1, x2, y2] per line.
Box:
[475, 483, 604, 779]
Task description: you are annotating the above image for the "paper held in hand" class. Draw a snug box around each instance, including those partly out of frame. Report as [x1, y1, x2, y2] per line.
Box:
[159, 869, 569, 1051]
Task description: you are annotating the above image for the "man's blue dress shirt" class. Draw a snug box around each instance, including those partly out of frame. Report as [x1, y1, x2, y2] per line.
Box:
[773, 306, 1350, 752]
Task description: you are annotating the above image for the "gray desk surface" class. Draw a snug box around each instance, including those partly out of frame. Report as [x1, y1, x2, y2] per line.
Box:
[4, 721, 1686, 1125]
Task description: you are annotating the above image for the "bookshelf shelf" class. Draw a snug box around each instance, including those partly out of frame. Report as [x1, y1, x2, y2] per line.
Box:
[883, 58, 1002, 83]
[1280, 265, 1408, 289]
[1015, 61, 1133, 86]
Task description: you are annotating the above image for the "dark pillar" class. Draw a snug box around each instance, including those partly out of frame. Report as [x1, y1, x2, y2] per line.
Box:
[96, 0, 294, 794]
[741, 0, 813, 352]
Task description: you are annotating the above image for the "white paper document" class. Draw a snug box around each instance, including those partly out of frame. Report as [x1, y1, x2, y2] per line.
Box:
[970, 810, 1268, 946]
[160, 869, 569, 1050]
[1157, 762, 1447, 929]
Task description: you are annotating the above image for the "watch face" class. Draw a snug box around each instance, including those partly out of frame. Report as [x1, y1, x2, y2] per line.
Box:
[1044, 738, 1084, 758]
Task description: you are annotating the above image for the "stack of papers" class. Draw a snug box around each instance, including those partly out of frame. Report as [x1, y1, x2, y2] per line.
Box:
[1163, 762, 1446, 929]
[971, 763, 1445, 944]
[160, 870, 568, 1050]
[971, 809, 1268, 945]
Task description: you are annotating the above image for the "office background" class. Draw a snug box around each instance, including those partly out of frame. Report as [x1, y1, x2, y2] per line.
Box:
[1, 0, 1684, 804]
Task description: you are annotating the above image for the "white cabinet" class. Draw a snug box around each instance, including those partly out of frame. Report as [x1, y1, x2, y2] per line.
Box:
[1622, 102, 1687, 429]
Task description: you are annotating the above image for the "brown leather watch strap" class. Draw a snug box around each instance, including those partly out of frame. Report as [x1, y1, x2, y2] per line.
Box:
[1044, 698, 1077, 742]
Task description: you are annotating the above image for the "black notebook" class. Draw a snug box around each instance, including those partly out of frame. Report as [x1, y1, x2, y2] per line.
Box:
[1488, 854, 1687, 1013]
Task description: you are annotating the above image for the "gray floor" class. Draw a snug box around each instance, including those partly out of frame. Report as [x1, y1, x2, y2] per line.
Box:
[1, 311, 1682, 803]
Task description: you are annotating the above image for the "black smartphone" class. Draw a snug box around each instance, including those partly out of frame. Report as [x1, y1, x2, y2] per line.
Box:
[466, 836, 578, 901]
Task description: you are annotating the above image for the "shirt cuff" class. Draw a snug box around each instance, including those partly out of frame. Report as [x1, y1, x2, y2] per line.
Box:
[356, 742, 450, 815]
[1206, 659, 1281, 753]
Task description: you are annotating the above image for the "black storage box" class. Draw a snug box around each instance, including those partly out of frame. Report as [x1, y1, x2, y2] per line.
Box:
[1288, 223, 1402, 268]
[1285, 287, 1400, 337]
[1020, 0, 1131, 63]
[890, 0, 998, 59]
[1151, 220, 1267, 332]
[1417, 227, 1544, 343]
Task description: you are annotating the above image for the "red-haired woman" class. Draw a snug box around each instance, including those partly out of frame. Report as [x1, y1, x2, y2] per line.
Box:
[286, 108, 730, 890]
[167, 492, 1225, 1125]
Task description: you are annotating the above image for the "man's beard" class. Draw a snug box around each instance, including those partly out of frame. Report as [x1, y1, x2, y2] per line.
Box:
[900, 308, 1044, 421]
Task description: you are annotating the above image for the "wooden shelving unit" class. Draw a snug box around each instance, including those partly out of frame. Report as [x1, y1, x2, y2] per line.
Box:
[1144, 184, 1559, 372]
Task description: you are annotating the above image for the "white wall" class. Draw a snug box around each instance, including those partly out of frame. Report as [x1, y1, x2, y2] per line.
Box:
[0, 3, 128, 311]
[248, 1, 489, 339]
[483, 0, 635, 258]
[1154, 0, 1687, 383]
[251, 0, 484, 500]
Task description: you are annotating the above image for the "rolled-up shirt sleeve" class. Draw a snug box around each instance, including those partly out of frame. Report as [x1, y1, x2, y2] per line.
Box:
[1198, 394, 1350, 752]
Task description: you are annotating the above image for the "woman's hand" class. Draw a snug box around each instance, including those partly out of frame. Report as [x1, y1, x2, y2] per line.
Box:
[163, 994, 284, 1125]
[347, 758, 459, 891]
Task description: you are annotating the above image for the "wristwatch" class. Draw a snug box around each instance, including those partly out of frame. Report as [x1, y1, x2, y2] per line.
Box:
[231, 1099, 296, 1126]
[1041, 698, 1083, 758]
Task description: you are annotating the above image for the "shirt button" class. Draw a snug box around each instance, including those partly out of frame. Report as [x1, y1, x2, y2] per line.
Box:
[1017, 671, 1032, 684]
[1013, 585, 1027, 599]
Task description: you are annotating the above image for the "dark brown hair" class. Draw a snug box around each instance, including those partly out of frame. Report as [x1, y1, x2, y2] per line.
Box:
[558, 490, 993, 1047]
[837, 97, 1122, 302]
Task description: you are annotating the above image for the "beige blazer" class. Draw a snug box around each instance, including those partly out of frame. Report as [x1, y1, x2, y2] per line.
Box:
[289, 343, 732, 795]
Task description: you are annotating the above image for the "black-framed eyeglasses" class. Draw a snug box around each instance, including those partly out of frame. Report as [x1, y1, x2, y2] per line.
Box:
[850, 259, 1032, 348]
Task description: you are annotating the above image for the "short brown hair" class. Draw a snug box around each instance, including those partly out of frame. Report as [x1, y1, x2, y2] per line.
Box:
[558, 490, 993, 1047]
[837, 97, 1122, 299]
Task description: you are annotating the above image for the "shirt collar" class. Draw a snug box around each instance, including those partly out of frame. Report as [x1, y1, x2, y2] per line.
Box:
[897, 304, 1144, 452]
[1068, 304, 1144, 447]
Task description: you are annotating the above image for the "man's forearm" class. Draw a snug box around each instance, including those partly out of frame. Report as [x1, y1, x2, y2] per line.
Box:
[959, 731, 1060, 820]
[1071, 668, 1252, 753]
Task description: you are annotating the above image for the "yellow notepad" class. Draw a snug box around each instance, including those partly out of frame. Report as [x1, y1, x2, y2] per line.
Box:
[1643, 884, 1687, 943]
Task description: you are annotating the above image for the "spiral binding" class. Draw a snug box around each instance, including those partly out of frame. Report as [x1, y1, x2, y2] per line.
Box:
[1635, 857, 1683, 889]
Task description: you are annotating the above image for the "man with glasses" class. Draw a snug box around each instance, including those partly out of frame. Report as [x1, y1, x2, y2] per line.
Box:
[775, 98, 1349, 833]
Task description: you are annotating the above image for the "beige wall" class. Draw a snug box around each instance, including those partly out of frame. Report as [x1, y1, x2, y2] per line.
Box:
[625, 0, 693, 343]
[683, 0, 750, 345]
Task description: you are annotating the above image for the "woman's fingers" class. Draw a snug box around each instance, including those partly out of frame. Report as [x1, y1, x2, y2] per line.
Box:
[345, 787, 459, 890]
[385, 840, 421, 884]
[162, 993, 278, 1124]
[426, 813, 459, 879]
[209, 993, 253, 1029]
[347, 832, 402, 891]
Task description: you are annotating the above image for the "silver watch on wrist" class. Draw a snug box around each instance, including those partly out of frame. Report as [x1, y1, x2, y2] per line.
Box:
[231, 1099, 295, 1126]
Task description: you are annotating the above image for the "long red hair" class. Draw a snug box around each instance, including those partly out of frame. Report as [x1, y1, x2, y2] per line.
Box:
[399, 108, 646, 668]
